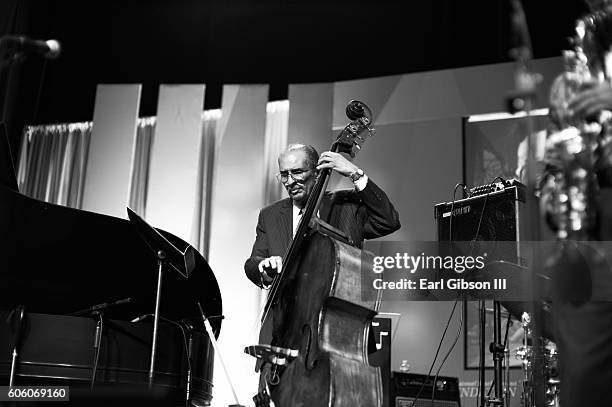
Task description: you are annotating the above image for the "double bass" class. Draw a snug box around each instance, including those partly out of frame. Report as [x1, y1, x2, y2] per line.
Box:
[245, 101, 382, 406]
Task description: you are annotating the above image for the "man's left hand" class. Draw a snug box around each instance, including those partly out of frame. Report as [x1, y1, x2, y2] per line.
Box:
[317, 151, 358, 177]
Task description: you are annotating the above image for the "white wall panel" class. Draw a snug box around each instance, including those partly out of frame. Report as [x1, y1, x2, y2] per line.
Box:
[82, 84, 141, 217]
[208, 84, 269, 406]
[333, 57, 563, 127]
[145, 84, 205, 245]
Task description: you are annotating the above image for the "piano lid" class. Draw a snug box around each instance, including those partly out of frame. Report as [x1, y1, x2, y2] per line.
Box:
[0, 185, 222, 337]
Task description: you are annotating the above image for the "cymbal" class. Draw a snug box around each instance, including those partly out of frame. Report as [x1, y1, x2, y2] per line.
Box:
[500, 300, 555, 341]
[464, 260, 552, 302]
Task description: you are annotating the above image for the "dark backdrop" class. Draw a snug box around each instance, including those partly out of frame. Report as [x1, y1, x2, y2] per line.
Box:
[0, 0, 589, 159]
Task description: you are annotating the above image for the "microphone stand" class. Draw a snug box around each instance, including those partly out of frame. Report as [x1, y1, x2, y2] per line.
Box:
[184, 323, 194, 407]
[0, 43, 24, 132]
[90, 311, 104, 389]
[68, 299, 132, 390]
[196, 302, 244, 407]
[148, 250, 166, 388]
[7, 305, 26, 387]
[0, 35, 47, 138]
[132, 314, 200, 405]
[488, 302, 504, 407]
[479, 301, 486, 407]
[69, 297, 132, 316]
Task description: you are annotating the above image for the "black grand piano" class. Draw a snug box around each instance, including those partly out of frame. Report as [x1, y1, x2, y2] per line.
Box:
[0, 127, 222, 406]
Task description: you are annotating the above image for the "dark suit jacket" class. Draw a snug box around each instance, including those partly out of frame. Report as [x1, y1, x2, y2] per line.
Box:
[245, 178, 400, 287]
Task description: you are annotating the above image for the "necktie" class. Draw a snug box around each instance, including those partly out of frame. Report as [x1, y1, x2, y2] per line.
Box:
[293, 209, 303, 237]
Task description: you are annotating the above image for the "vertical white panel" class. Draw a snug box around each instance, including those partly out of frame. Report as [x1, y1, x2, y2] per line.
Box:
[288, 83, 334, 151]
[145, 84, 205, 245]
[208, 84, 268, 406]
[82, 84, 141, 217]
[263, 101, 289, 205]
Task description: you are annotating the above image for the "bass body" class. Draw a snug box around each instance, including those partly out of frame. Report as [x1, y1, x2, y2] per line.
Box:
[270, 231, 382, 407]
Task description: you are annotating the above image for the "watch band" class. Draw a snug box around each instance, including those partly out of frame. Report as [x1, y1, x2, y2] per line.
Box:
[349, 168, 364, 182]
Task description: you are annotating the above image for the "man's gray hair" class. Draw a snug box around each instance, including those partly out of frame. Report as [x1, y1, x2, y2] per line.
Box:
[282, 144, 319, 169]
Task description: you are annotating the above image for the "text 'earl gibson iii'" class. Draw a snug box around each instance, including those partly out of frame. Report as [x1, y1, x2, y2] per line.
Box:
[373, 278, 507, 290]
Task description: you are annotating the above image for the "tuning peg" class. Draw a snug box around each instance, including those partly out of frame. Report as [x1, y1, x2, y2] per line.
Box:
[367, 126, 376, 135]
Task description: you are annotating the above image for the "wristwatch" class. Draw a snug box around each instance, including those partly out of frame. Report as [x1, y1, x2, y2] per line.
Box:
[349, 168, 364, 182]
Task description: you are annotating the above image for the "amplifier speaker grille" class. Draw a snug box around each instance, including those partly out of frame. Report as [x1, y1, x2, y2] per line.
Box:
[391, 372, 460, 407]
[434, 186, 525, 243]
[434, 185, 526, 264]
[396, 397, 459, 407]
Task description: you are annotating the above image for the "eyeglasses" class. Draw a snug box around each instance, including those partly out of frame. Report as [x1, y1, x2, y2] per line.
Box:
[275, 169, 311, 184]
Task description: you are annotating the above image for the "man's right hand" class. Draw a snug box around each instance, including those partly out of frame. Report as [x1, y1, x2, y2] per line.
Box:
[258, 256, 282, 285]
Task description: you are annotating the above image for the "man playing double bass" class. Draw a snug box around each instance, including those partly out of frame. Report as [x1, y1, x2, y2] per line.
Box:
[245, 143, 400, 288]
[244, 143, 400, 404]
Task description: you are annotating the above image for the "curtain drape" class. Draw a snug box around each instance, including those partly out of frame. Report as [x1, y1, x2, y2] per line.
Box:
[263, 100, 289, 205]
[16, 102, 286, 258]
[17, 122, 91, 208]
[257, 100, 289, 308]
[128, 116, 155, 217]
[194, 109, 221, 257]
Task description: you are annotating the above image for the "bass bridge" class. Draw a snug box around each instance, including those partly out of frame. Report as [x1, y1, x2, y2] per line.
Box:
[244, 344, 298, 367]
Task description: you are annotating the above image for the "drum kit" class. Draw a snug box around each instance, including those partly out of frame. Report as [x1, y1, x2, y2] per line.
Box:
[475, 295, 560, 407]
[512, 310, 559, 407]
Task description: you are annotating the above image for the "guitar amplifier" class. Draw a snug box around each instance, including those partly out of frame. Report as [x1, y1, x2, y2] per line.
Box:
[391, 372, 460, 407]
[434, 182, 527, 263]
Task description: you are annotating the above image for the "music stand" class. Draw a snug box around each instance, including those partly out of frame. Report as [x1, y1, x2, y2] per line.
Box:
[126, 207, 196, 388]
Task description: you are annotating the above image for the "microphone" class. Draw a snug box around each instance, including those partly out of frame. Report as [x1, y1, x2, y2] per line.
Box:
[7, 305, 26, 387]
[0, 35, 61, 59]
[93, 313, 103, 350]
[131, 314, 153, 323]
[68, 297, 132, 316]
[8, 305, 26, 351]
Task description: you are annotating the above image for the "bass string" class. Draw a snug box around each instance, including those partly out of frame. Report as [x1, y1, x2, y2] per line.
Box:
[257, 164, 333, 327]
